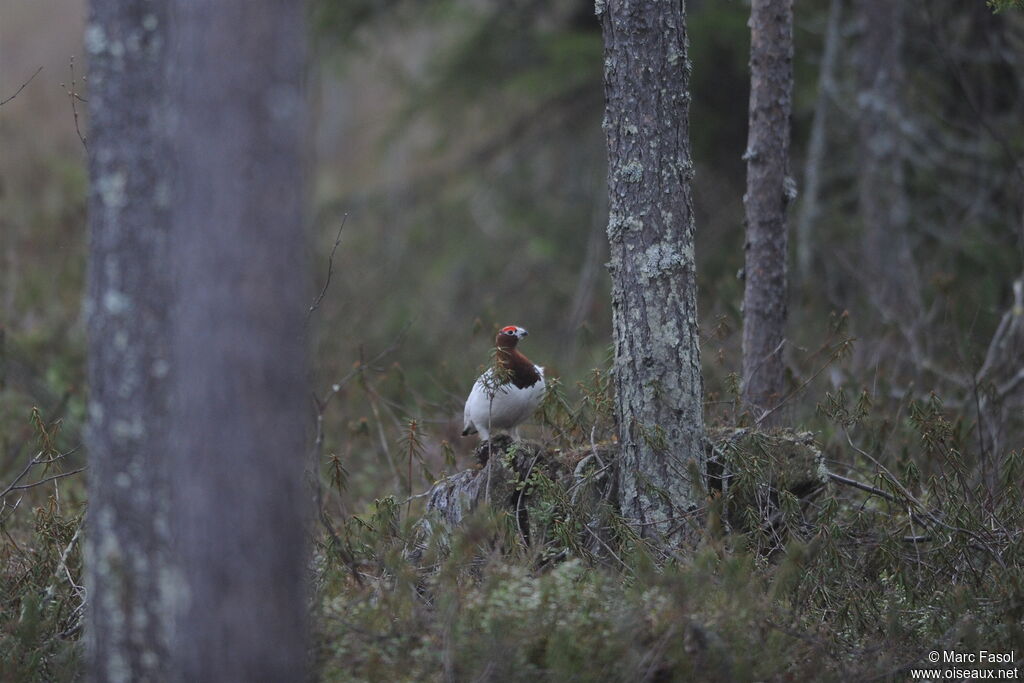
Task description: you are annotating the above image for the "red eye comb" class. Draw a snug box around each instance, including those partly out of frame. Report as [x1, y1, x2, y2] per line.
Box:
[501, 326, 517, 334]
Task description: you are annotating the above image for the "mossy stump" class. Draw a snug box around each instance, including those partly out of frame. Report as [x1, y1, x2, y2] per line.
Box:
[412, 428, 829, 560]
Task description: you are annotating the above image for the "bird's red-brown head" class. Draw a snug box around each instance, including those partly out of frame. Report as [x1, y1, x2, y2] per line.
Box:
[495, 325, 528, 349]
[493, 325, 540, 389]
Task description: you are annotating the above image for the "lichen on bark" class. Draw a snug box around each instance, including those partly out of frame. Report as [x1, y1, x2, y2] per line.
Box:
[599, 0, 705, 541]
[84, 0, 172, 679]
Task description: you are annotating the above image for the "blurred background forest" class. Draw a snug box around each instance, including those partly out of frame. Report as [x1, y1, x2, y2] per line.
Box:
[3, 0, 1022, 500]
[2, 0, 1024, 678]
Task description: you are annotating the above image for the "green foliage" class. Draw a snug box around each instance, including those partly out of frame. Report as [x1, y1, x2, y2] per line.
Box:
[988, 0, 1024, 12]
[7, 335, 1021, 680]
[307, 373, 1024, 680]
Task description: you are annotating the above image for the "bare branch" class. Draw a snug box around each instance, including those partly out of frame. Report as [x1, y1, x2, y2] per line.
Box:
[0, 446, 81, 499]
[0, 452, 43, 499]
[976, 276, 1024, 385]
[0, 66, 43, 107]
[996, 366, 1024, 399]
[60, 57, 88, 151]
[7, 467, 86, 493]
[827, 471, 896, 503]
[308, 213, 348, 319]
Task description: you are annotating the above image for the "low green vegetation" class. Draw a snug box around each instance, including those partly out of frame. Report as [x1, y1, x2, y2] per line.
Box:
[3, 329, 1023, 680]
[304, 365, 1023, 680]
[1, 414, 83, 682]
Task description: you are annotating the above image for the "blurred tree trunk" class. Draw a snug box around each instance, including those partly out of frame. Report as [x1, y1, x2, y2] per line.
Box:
[795, 0, 842, 283]
[598, 0, 705, 540]
[559, 196, 606, 366]
[854, 0, 917, 315]
[166, 1, 310, 680]
[83, 0, 173, 678]
[742, 0, 794, 425]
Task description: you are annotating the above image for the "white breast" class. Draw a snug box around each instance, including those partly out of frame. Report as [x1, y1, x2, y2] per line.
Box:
[462, 366, 546, 441]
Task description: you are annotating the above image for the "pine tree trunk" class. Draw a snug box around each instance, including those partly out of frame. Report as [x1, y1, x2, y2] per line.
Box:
[598, 0, 705, 539]
[83, 1, 172, 678]
[165, 1, 310, 679]
[854, 0, 916, 315]
[742, 0, 794, 425]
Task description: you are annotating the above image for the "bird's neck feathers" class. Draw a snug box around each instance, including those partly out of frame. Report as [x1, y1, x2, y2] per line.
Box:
[495, 334, 519, 351]
[495, 345, 541, 390]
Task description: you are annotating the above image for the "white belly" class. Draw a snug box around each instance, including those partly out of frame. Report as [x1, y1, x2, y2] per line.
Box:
[463, 367, 546, 440]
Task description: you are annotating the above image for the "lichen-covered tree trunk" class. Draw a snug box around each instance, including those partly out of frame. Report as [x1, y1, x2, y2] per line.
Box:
[742, 0, 794, 424]
[598, 0, 705, 539]
[165, 1, 310, 679]
[83, 1, 172, 678]
[854, 0, 917, 315]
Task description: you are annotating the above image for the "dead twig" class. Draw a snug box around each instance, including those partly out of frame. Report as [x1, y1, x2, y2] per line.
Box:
[60, 57, 87, 150]
[308, 213, 349, 319]
[827, 471, 897, 503]
[974, 277, 1022, 383]
[0, 66, 43, 107]
[0, 447, 80, 499]
[6, 467, 86, 493]
[398, 488, 434, 506]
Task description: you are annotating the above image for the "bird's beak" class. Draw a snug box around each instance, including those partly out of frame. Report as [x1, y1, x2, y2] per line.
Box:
[519, 328, 528, 337]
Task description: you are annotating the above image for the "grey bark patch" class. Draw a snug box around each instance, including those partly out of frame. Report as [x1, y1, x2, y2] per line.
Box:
[853, 0, 919, 319]
[84, 0, 172, 678]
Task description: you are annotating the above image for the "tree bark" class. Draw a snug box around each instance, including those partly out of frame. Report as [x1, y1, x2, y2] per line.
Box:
[795, 0, 842, 283]
[83, 1, 172, 679]
[854, 0, 917, 315]
[165, 2, 310, 680]
[741, 0, 794, 425]
[598, 0, 705, 540]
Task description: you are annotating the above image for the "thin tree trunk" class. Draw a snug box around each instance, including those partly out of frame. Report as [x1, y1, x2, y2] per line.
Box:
[796, 0, 842, 283]
[83, 1, 172, 678]
[742, 0, 794, 424]
[598, 0, 705, 540]
[166, 2, 310, 680]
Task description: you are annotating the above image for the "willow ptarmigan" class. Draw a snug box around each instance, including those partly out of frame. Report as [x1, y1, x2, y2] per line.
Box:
[462, 325, 546, 441]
